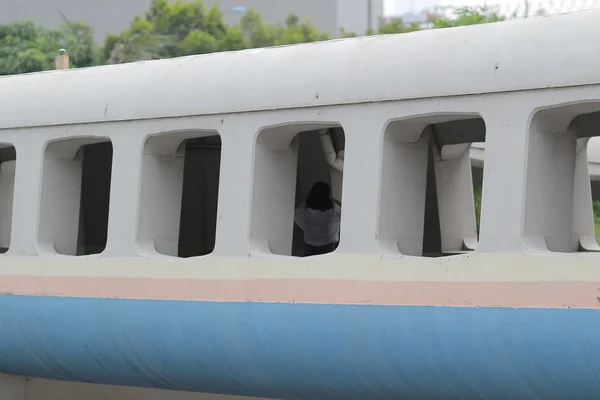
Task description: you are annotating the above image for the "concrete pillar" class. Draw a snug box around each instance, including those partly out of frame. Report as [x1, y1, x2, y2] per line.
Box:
[434, 143, 478, 252]
[571, 137, 600, 251]
[212, 122, 259, 257]
[38, 142, 85, 255]
[337, 114, 384, 254]
[477, 107, 531, 252]
[100, 135, 142, 257]
[249, 125, 299, 256]
[134, 131, 221, 258]
[137, 138, 185, 257]
[523, 113, 577, 253]
[328, 128, 345, 204]
[7, 139, 44, 256]
[378, 126, 428, 255]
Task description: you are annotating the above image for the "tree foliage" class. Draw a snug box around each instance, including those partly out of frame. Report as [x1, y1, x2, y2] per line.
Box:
[593, 201, 600, 243]
[377, 18, 421, 35]
[428, 5, 504, 28]
[1, 1, 508, 75]
[0, 19, 96, 75]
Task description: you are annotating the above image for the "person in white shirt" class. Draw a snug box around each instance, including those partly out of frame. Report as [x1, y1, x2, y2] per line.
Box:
[294, 181, 341, 256]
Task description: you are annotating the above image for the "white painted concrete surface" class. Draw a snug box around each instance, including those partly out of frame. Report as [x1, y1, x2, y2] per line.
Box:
[0, 10, 599, 259]
[1, 10, 599, 130]
[2, 12, 600, 396]
[1, 88, 600, 258]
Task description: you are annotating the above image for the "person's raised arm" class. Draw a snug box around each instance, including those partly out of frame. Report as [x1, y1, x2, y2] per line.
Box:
[319, 129, 344, 172]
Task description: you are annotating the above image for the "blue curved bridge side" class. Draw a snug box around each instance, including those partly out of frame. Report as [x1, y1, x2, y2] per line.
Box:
[0, 295, 598, 400]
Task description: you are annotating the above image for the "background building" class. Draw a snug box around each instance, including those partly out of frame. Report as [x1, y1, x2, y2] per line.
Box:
[0, 0, 383, 42]
[204, 0, 383, 36]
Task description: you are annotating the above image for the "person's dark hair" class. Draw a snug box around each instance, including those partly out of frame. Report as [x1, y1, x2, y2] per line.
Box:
[305, 181, 334, 211]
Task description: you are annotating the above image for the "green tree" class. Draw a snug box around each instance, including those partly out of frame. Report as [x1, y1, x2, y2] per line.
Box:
[151, 0, 207, 38]
[378, 17, 421, 34]
[0, 19, 95, 75]
[338, 28, 358, 38]
[0, 1, 517, 73]
[0, 20, 52, 75]
[428, 5, 504, 28]
[240, 8, 278, 48]
[593, 201, 600, 243]
[54, 19, 96, 67]
[179, 29, 218, 54]
[204, 4, 227, 40]
[275, 14, 329, 45]
[103, 0, 260, 63]
[99, 2, 508, 66]
[104, 17, 167, 64]
[220, 26, 246, 51]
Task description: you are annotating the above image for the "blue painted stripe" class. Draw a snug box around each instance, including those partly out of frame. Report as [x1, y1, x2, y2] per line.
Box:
[1, 295, 599, 399]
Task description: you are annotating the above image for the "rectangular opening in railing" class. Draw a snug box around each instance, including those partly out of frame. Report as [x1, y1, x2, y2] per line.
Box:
[379, 114, 486, 257]
[526, 105, 600, 253]
[251, 124, 345, 257]
[0, 144, 15, 254]
[138, 131, 221, 258]
[40, 139, 112, 256]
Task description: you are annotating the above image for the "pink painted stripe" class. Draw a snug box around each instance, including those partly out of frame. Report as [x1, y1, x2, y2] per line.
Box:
[0, 276, 599, 308]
